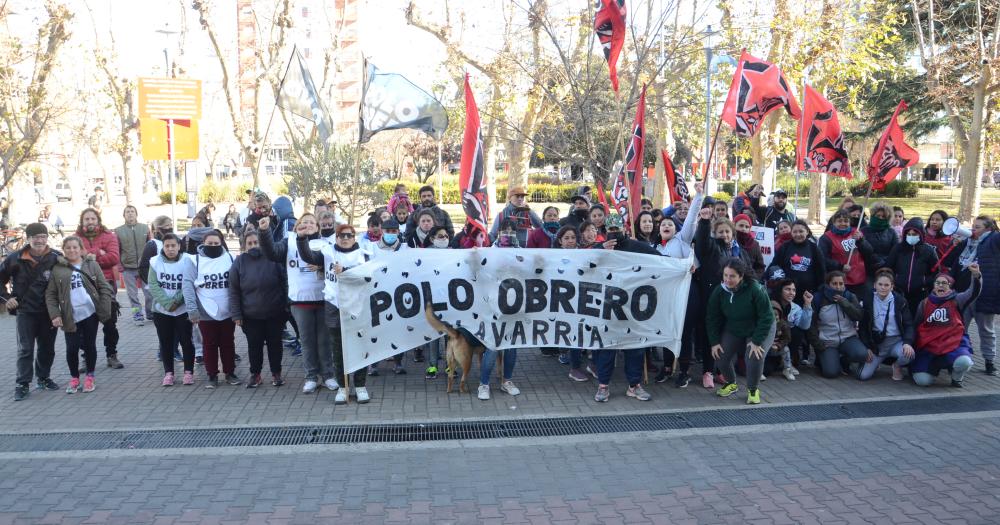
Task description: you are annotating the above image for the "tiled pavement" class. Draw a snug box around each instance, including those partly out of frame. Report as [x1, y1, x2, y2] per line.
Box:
[3, 296, 1000, 433]
[0, 414, 998, 524]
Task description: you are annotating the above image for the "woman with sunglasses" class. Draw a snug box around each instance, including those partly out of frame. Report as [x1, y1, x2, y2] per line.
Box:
[912, 265, 982, 388]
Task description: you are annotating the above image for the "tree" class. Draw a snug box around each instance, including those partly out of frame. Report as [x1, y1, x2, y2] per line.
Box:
[285, 138, 383, 224]
[403, 134, 460, 183]
[0, 2, 73, 192]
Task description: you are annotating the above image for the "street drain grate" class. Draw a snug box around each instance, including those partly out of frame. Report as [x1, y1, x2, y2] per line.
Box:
[2, 394, 998, 452]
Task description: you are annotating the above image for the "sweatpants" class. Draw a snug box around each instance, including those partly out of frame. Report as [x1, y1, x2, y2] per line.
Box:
[199, 319, 236, 377]
[122, 269, 146, 314]
[717, 323, 777, 392]
[594, 348, 643, 386]
[65, 314, 99, 378]
[242, 315, 286, 376]
[152, 313, 195, 374]
[15, 312, 58, 386]
[975, 312, 997, 362]
[858, 335, 913, 380]
[818, 335, 868, 378]
[291, 306, 333, 381]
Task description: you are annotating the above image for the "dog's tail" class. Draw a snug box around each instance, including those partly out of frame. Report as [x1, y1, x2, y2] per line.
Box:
[424, 303, 458, 339]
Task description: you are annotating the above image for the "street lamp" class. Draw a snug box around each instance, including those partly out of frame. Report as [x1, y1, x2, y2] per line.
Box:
[701, 26, 736, 194]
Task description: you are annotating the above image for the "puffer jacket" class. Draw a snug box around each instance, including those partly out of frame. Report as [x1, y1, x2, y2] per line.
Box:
[885, 218, 938, 299]
[971, 233, 1000, 314]
[860, 224, 898, 270]
[78, 228, 120, 281]
[44, 257, 114, 331]
[0, 246, 62, 315]
[228, 249, 287, 320]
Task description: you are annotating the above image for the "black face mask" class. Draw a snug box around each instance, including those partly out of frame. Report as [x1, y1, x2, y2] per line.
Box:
[202, 245, 224, 258]
[850, 217, 860, 228]
[156, 228, 172, 240]
[321, 227, 336, 238]
[306, 232, 320, 241]
[608, 231, 624, 244]
[574, 208, 589, 219]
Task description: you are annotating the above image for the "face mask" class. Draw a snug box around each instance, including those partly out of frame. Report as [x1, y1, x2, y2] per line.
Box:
[202, 245, 224, 258]
[321, 227, 336, 238]
[574, 208, 589, 219]
[432, 238, 450, 249]
[382, 233, 398, 245]
[737, 230, 754, 244]
[906, 234, 920, 246]
[832, 226, 851, 236]
[849, 217, 860, 227]
[246, 247, 261, 257]
[498, 234, 515, 247]
[543, 221, 560, 233]
[305, 232, 320, 241]
[608, 231, 623, 244]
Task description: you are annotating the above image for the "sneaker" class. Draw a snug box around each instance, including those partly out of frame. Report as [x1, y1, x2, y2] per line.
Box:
[500, 380, 520, 396]
[626, 384, 651, 401]
[393, 365, 407, 375]
[82, 375, 95, 393]
[425, 366, 438, 380]
[233, 354, 242, 362]
[323, 378, 340, 391]
[182, 371, 194, 385]
[674, 372, 691, 388]
[195, 356, 204, 365]
[584, 363, 599, 379]
[790, 366, 801, 376]
[558, 352, 570, 365]
[951, 379, 964, 388]
[356, 386, 370, 403]
[334, 388, 348, 404]
[368, 365, 379, 377]
[162, 372, 174, 387]
[205, 375, 218, 389]
[107, 355, 124, 369]
[747, 388, 761, 405]
[14, 384, 29, 401]
[477, 384, 490, 400]
[800, 358, 813, 367]
[568, 368, 589, 382]
[716, 382, 739, 397]
[413, 350, 425, 363]
[173, 351, 182, 362]
[892, 364, 904, 381]
[225, 373, 241, 386]
[271, 374, 285, 387]
[133, 312, 145, 326]
[654, 368, 671, 383]
[303, 380, 318, 393]
[246, 373, 262, 389]
[594, 384, 610, 402]
[702, 372, 715, 389]
[37, 378, 59, 391]
[986, 361, 997, 376]
[290, 346, 302, 357]
[782, 368, 796, 381]
[66, 377, 80, 394]
[760, 373, 767, 382]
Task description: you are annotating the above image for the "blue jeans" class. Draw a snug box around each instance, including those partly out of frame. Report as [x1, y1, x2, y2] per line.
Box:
[480, 349, 516, 385]
[594, 348, 644, 386]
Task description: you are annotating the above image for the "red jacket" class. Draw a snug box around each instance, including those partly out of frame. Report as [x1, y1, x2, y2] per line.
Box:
[526, 228, 554, 248]
[78, 228, 120, 280]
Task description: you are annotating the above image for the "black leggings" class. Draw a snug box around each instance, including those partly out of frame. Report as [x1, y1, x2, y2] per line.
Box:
[242, 315, 286, 375]
[66, 314, 99, 378]
[675, 285, 701, 375]
[153, 313, 196, 374]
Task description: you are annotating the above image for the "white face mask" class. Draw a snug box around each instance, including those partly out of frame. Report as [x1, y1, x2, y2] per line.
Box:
[432, 238, 450, 249]
[906, 235, 920, 246]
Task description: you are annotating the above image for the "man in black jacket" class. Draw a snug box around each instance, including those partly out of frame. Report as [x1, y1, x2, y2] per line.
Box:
[0, 223, 62, 400]
[406, 185, 454, 237]
[560, 195, 591, 230]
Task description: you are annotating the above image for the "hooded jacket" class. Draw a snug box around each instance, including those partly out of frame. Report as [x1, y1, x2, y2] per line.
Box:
[0, 246, 61, 315]
[767, 238, 827, 300]
[228, 248, 287, 321]
[45, 257, 114, 331]
[269, 196, 297, 243]
[948, 233, 1000, 312]
[810, 286, 863, 345]
[861, 220, 899, 270]
[885, 218, 938, 298]
[706, 279, 775, 346]
[77, 227, 120, 281]
[694, 218, 754, 292]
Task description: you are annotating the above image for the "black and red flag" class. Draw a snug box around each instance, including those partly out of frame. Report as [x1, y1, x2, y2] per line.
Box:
[796, 84, 851, 178]
[722, 50, 801, 138]
[595, 179, 610, 213]
[661, 149, 690, 203]
[610, 84, 646, 226]
[594, 0, 626, 92]
[868, 100, 918, 191]
[459, 74, 490, 240]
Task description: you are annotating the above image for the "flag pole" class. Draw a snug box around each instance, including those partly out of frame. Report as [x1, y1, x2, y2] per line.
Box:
[257, 47, 297, 188]
[702, 117, 724, 184]
[845, 159, 872, 265]
[437, 140, 444, 200]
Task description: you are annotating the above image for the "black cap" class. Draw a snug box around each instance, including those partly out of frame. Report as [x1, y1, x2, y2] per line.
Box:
[25, 223, 47, 237]
[773, 189, 788, 197]
[570, 195, 588, 204]
[380, 218, 400, 230]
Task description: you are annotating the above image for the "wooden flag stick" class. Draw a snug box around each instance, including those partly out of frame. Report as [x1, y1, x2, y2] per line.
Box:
[702, 117, 725, 183]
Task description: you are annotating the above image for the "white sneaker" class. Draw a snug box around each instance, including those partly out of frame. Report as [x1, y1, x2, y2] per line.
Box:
[324, 378, 340, 391]
[759, 373, 767, 382]
[500, 380, 520, 396]
[790, 366, 801, 376]
[477, 384, 490, 400]
[335, 388, 348, 405]
[302, 380, 318, 394]
[783, 368, 796, 381]
[355, 387, 370, 403]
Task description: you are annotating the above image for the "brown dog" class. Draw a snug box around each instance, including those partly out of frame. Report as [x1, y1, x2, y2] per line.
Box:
[423, 304, 502, 394]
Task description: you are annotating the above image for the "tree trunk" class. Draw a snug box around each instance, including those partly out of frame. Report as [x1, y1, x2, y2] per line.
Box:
[807, 170, 826, 225]
[504, 138, 530, 191]
[957, 83, 988, 222]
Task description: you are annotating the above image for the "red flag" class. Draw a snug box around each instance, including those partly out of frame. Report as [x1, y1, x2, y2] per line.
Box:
[722, 50, 801, 138]
[594, 0, 626, 92]
[662, 149, 690, 204]
[595, 180, 610, 213]
[868, 101, 918, 191]
[797, 84, 851, 178]
[610, 85, 646, 226]
[459, 74, 490, 239]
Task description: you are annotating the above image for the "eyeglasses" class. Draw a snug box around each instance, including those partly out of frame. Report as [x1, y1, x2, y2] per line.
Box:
[337, 233, 355, 239]
[933, 280, 952, 286]
[30, 235, 48, 241]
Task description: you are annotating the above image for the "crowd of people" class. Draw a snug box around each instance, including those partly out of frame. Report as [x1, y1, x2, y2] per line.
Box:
[1, 181, 997, 406]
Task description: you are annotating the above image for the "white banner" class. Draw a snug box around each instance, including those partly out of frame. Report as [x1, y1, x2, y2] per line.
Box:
[337, 248, 693, 373]
[751, 226, 775, 266]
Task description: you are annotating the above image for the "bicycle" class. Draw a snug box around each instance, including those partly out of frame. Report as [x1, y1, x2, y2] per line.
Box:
[1, 228, 24, 258]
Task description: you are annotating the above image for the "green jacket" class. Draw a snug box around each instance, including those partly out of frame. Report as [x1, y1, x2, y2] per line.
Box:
[44, 257, 114, 332]
[706, 279, 775, 346]
[114, 222, 150, 269]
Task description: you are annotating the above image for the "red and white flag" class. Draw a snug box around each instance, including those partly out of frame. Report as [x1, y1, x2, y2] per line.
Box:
[595, 179, 610, 213]
[662, 149, 689, 204]
[459, 74, 490, 239]
[797, 84, 851, 178]
[722, 50, 801, 138]
[594, 0, 626, 92]
[610, 85, 646, 226]
[868, 101, 918, 191]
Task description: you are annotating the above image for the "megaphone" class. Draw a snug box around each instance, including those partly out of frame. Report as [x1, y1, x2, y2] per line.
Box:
[943, 217, 972, 240]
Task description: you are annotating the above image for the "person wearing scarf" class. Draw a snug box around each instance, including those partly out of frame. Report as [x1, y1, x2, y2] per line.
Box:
[861, 202, 899, 270]
[809, 271, 866, 378]
[947, 215, 1000, 376]
[406, 209, 437, 248]
[923, 210, 954, 260]
[527, 206, 560, 248]
[912, 267, 982, 387]
[819, 209, 874, 299]
[733, 214, 765, 279]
